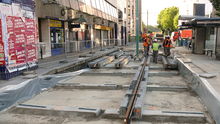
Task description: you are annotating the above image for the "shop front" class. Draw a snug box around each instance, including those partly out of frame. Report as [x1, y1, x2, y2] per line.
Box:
[94, 25, 111, 47]
[50, 19, 65, 56]
[69, 23, 91, 52]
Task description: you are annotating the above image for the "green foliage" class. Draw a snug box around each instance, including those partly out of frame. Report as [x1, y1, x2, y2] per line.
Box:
[174, 13, 179, 29]
[157, 6, 179, 34]
[142, 22, 160, 33]
[210, 0, 220, 16]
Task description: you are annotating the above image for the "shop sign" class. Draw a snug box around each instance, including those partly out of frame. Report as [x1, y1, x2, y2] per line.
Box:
[94, 25, 111, 31]
[50, 20, 62, 28]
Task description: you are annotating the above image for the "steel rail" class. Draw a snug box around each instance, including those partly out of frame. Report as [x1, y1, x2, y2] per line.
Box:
[124, 59, 147, 124]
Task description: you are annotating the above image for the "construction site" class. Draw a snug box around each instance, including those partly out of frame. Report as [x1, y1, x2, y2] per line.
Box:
[0, 44, 218, 124]
[0, 0, 220, 124]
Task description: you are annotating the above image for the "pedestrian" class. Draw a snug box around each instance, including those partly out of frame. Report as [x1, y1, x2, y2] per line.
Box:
[152, 39, 161, 63]
[163, 36, 172, 57]
[143, 35, 152, 57]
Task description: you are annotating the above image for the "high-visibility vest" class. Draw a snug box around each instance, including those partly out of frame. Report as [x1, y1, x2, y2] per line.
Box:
[143, 38, 151, 47]
[152, 43, 160, 51]
[163, 39, 172, 47]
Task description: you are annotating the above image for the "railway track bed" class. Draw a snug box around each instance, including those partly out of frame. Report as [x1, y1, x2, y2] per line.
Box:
[0, 52, 215, 124]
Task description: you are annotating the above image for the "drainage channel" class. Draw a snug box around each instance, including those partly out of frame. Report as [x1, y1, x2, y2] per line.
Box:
[0, 53, 214, 124]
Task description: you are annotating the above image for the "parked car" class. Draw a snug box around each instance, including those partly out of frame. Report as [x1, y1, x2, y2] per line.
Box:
[154, 33, 164, 42]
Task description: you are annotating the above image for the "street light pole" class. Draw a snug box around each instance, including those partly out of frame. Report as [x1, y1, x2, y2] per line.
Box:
[135, 0, 139, 58]
[146, 10, 148, 34]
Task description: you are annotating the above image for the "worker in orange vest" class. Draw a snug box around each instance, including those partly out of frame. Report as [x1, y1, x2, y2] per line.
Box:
[163, 36, 172, 57]
[143, 35, 152, 57]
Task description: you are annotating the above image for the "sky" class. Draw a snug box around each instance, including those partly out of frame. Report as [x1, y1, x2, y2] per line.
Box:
[141, 0, 213, 26]
[141, 0, 181, 26]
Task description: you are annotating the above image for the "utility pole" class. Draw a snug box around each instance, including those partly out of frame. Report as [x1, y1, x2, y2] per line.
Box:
[146, 10, 148, 34]
[135, 0, 139, 58]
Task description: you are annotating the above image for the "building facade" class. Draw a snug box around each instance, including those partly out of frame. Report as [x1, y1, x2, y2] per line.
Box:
[179, 0, 220, 60]
[126, 0, 142, 42]
[36, 0, 128, 58]
[117, 0, 127, 46]
[179, 0, 213, 25]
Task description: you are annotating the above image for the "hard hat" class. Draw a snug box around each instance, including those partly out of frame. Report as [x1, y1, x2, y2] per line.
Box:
[154, 39, 158, 42]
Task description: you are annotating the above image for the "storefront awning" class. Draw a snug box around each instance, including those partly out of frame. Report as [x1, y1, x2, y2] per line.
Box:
[182, 18, 220, 27]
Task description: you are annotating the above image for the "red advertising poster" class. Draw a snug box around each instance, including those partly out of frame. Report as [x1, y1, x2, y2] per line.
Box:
[16, 47, 26, 65]
[26, 44, 37, 62]
[6, 16, 17, 66]
[14, 17, 26, 47]
[25, 18, 37, 63]
[14, 17, 25, 33]
[5, 16, 38, 68]
[26, 32, 35, 44]
[25, 18, 35, 32]
[6, 16, 14, 34]
[15, 32, 26, 46]
[0, 19, 5, 65]
[14, 17, 26, 65]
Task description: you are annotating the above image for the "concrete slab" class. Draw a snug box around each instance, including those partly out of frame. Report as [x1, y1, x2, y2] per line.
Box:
[149, 70, 179, 76]
[132, 122, 194, 124]
[62, 118, 122, 124]
[149, 65, 164, 70]
[12, 104, 102, 117]
[0, 113, 123, 124]
[148, 76, 187, 86]
[199, 73, 217, 79]
[178, 58, 220, 124]
[60, 75, 132, 85]
[124, 61, 141, 68]
[55, 84, 122, 90]
[141, 110, 206, 123]
[81, 69, 137, 76]
[0, 112, 206, 124]
[21, 89, 125, 110]
[143, 91, 205, 112]
[103, 109, 121, 119]
[147, 85, 188, 92]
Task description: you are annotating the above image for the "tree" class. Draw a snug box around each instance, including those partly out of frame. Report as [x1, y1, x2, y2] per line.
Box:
[142, 22, 160, 33]
[157, 7, 179, 34]
[209, 0, 220, 16]
[173, 13, 179, 30]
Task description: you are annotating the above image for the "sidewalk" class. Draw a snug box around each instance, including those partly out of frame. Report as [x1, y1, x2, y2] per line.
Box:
[173, 47, 220, 94]
[0, 46, 117, 88]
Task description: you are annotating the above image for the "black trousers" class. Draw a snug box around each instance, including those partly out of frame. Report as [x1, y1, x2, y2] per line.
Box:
[153, 50, 158, 63]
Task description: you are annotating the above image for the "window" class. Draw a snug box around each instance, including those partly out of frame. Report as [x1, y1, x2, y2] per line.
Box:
[99, 0, 105, 12]
[84, 0, 91, 6]
[91, 0, 96, 8]
[210, 27, 215, 35]
[96, 0, 101, 10]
